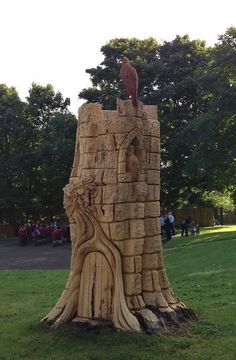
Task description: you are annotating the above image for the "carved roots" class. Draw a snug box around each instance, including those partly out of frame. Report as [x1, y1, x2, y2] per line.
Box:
[41, 205, 196, 334]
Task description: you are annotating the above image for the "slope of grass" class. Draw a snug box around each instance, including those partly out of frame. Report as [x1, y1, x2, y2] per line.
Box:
[165, 225, 236, 249]
[0, 226, 236, 360]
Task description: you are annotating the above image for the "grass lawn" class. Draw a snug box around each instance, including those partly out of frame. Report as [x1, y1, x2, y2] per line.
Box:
[0, 226, 236, 360]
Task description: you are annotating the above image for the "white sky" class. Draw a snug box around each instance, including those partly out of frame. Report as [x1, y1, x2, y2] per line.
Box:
[1, 0, 235, 115]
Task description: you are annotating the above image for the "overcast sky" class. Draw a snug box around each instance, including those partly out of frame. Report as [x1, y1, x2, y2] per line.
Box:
[1, 0, 235, 114]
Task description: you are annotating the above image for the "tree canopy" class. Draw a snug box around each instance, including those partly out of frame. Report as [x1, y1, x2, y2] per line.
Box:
[1, 28, 236, 224]
[79, 28, 236, 210]
[0, 83, 76, 224]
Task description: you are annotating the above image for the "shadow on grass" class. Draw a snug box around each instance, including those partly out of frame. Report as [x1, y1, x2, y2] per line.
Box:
[164, 229, 236, 250]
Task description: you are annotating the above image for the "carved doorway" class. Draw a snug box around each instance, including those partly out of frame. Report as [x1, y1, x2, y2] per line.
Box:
[77, 252, 114, 320]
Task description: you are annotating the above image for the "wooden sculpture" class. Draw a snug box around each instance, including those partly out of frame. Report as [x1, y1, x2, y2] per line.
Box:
[120, 57, 138, 107]
[42, 99, 196, 333]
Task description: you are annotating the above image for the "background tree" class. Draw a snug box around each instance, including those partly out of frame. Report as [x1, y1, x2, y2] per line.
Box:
[78, 36, 211, 208]
[26, 83, 70, 128]
[152, 35, 209, 207]
[79, 37, 160, 109]
[25, 83, 77, 221]
[0, 84, 33, 223]
[178, 27, 236, 207]
[1, 29, 236, 224]
[32, 112, 77, 219]
[0, 83, 77, 224]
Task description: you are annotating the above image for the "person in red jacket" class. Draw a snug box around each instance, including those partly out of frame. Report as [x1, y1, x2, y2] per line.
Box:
[18, 225, 28, 246]
[52, 226, 63, 246]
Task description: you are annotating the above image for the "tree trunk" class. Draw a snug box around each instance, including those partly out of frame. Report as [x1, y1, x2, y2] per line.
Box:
[42, 100, 196, 334]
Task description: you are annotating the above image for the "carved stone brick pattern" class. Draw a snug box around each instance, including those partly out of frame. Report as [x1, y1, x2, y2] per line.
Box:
[43, 99, 195, 333]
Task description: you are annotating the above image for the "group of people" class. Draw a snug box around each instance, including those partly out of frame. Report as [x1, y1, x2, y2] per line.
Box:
[18, 221, 70, 246]
[180, 217, 200, 237]
[160, 212, 200, 240]
[160, 212, 176, 241]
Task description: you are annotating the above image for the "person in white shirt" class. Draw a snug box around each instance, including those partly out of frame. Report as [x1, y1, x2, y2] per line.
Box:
[168, 212, 176, 235]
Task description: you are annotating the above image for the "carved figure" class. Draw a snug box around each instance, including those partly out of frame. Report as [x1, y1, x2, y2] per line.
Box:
[42, 101, 196, 334]
[120, 57, 138, 107]
[126, 145, 139, 180]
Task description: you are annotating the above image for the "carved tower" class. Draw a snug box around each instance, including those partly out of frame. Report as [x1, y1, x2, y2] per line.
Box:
[43, 99, 195, 333]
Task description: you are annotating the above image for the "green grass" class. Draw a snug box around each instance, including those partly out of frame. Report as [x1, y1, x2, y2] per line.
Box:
[165, 225, 236, 249]
[0, 226, 236, 360]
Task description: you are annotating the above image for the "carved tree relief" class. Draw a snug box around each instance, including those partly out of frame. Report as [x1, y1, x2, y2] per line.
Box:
[42, 99, 196, 334]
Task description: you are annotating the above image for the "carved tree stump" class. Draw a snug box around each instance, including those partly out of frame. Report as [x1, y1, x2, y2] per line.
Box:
[42, 99, 196, 333]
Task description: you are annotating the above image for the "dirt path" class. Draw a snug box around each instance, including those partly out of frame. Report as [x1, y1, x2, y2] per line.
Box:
[0, 238, 71, 270]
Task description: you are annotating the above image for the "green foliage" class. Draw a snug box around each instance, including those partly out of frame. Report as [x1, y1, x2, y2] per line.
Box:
[1, 28, 236, 222]
[153, 36, 209, 207]
[79, 37, 160, 109]
[0, 83, 76, 223]
[179, 28, 236, 205]
[79, 36, 201, 205]
[24, 83, 77, 221]
[215, 26, 236, 79]
[26, 83, 70, 127]
[79, 29, 236, 209]
[201, 191, 234, 211]
[0, 84, 33, 223]
[32, 112, 77, 218]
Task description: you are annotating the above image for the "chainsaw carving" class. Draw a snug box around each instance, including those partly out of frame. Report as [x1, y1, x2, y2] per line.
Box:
[42, 99, 196, 333]
[120, 57, 138, 107]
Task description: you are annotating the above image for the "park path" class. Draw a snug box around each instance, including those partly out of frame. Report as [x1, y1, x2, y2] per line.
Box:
[1, 236, 227, 270]
[0, 238, 71, 270]
[0, 236, 168, 270]
[0, 237, 167, 270]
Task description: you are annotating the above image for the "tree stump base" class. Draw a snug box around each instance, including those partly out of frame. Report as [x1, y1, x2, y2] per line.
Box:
[42, 100, 196, 334]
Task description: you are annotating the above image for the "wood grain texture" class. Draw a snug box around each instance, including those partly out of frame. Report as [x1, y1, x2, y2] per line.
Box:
[42, 100, 196, 333]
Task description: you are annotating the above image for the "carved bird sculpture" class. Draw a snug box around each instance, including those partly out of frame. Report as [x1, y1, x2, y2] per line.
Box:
[120, 57, 138, 107]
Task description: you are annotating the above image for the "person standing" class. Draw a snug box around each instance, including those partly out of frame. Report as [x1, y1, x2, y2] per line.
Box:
[164, 214, 172, 241]
[168, 211, 175, 235]
[160, 214, 165, 235]
[18, 224, 28, 246]
[181, 217, 191, 236]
